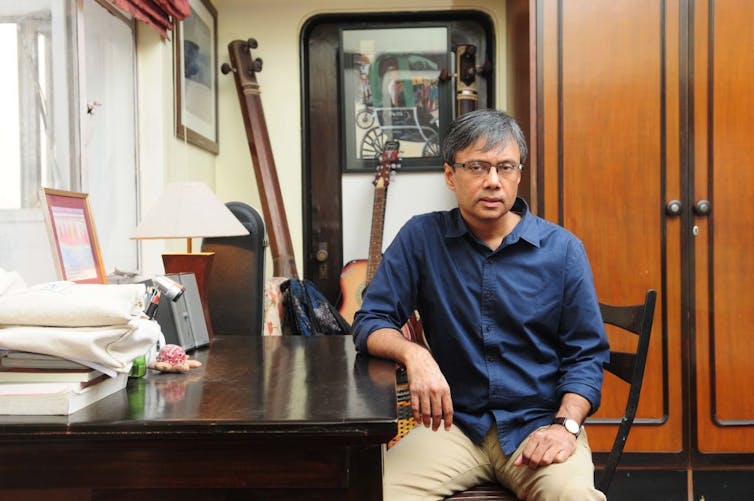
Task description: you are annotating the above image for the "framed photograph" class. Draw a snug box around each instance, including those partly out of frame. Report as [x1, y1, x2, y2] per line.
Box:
[340, 25, 452, 172]
[40, 188, 107, 284]
[174, 0, 218, 154]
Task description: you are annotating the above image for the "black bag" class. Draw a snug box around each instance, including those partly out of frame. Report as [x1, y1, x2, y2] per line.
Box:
[281, 279, 351, 336]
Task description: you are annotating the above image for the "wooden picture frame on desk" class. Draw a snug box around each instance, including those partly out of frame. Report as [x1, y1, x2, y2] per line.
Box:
[174, 0, 219, 154]
[40, 188, 107, 284]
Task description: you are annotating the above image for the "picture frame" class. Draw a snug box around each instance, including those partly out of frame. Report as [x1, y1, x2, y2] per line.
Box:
[174, 0, 219, 154]
[40, 188, 107, 284]
[340, 25, 452, 172]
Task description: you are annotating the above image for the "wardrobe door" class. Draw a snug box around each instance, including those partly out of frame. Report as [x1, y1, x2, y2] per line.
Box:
[537, 0, 684, 457]
[692, 0, 754, 458]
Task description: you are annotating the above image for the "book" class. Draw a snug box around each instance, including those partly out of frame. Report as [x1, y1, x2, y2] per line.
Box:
[0, 372, 128, 415]
[0, 366, 103, 383]
[1, 351, 90, 370]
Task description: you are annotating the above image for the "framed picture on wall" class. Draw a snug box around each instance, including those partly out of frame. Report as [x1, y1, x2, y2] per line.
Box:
[340, 25, 452, 172]
[175, 0, 219, 154]
[40, 188, 107, 284]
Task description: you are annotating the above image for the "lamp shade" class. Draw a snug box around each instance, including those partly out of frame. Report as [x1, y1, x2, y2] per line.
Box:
[131, 182, 249, 241]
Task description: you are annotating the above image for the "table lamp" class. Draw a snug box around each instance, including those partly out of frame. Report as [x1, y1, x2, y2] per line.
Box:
[131, 181, 249, 340]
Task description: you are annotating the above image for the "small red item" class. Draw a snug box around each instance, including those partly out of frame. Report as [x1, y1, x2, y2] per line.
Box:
[156, 344, 188, 366]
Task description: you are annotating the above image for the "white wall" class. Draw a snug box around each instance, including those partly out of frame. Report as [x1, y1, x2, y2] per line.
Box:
[136, 0, 508, 276]
[135, 21, 218, 275]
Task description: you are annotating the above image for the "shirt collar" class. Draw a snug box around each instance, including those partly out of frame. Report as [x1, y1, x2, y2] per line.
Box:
[446, 197, 542, 248]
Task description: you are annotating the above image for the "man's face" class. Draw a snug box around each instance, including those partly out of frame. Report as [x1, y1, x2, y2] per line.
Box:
[443, 137, 522, 225]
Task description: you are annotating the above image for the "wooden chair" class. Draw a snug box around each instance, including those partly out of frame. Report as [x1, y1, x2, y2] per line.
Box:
[445, 289, 657, 499]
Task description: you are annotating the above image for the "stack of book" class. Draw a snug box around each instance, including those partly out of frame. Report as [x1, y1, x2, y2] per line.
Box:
[0, 351, 128, 415]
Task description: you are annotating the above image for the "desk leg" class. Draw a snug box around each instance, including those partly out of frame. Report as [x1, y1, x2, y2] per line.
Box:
[347, 445, 384, 501]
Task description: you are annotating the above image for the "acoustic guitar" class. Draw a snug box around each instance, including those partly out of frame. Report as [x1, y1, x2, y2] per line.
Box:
[338, 143, 424, 347]
[338, 140, 399, 324]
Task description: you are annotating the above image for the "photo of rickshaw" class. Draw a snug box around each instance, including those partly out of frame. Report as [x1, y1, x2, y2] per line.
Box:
[341, 26, 448, 168]
[353, 52, 441, 159]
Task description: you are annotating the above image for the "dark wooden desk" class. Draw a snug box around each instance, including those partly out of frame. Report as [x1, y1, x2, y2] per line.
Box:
[0, 336, 397, 500]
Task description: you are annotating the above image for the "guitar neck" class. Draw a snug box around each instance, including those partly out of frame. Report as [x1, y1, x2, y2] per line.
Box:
[227, 39, 298, 279]
[365, 184, 387, 283]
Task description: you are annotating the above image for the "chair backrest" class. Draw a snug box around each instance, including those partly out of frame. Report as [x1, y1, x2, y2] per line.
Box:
[595, 288, 657, 493]
[201, 202, 266, 336]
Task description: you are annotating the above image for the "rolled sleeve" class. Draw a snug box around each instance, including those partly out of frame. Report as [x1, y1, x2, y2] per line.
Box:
[555, 239, 610, 414]
[352, 219, 421, 355]
[352, 313, 395, 354]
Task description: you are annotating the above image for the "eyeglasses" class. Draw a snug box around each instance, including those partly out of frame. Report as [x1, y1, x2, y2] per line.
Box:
[452, 161, 523, 178]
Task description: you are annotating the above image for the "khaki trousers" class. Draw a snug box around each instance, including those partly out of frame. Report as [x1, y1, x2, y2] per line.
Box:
[383, 423, 607, 501]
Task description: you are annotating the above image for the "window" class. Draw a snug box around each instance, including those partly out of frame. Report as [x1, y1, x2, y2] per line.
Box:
[0, 0, 138, 285]
[0, 1, 77, 209]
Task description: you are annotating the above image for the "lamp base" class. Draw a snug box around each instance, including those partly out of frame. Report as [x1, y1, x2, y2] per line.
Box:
[162, 252, 215, 341]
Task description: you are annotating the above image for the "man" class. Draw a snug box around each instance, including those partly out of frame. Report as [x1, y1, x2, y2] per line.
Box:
[352, 109, 609, 500]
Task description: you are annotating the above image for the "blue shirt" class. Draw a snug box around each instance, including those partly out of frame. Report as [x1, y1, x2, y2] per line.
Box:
[352, 198, 609, 454]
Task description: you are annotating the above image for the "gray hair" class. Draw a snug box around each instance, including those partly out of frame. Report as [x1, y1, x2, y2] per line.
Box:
[440, 109, 528, 166]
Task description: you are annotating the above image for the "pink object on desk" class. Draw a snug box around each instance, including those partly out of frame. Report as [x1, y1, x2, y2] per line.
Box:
[156, 344, 188, 366]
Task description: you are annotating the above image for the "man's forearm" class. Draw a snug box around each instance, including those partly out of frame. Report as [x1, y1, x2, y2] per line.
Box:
[556, 393, 592, 424]
[366, 327, 425, 365]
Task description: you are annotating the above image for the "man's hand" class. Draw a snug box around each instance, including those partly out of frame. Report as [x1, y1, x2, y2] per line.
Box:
[366, 328, 454, 431]
[404, 344, 454, 431]
[514, 392, 591, 468]
[513, 424, 577, 468]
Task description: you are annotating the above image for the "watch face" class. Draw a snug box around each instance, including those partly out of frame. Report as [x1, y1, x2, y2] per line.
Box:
[564, 419, 580, 434]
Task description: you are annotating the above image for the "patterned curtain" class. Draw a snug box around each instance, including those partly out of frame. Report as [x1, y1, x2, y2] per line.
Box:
[110, 0, 191, 39]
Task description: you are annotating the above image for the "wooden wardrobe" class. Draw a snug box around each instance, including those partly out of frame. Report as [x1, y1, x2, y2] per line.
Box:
[531, 0, 754, 473]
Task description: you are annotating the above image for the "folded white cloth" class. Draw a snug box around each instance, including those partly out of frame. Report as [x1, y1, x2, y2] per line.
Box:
[0, 318, 161, 373]
[0, 281, 146, 327]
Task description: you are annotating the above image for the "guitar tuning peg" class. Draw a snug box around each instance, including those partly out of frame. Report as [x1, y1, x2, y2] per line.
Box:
[246, 38, 258, 49]
[220, 62, 235, 75]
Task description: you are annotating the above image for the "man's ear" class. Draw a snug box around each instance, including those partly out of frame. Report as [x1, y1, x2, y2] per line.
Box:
[444, 163, 457, 191]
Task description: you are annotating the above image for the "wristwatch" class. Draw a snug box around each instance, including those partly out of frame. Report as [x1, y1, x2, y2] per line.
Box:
[552, 416, 581, 436]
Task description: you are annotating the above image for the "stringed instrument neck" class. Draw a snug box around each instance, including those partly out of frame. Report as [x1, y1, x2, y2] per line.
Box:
[225, 38, 298, 279]
[365, 141, 399, 285]
[365, 181, 387, 284]
[337, 141, 400, 324]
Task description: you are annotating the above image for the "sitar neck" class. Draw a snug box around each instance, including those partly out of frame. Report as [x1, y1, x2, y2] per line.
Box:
[226, 38, 298, 279]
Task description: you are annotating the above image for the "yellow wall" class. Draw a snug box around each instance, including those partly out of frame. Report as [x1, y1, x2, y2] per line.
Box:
[137, 0, 507, 275]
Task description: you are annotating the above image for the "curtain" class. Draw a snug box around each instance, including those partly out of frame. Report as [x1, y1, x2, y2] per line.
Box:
[110, 0, 191, 39]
